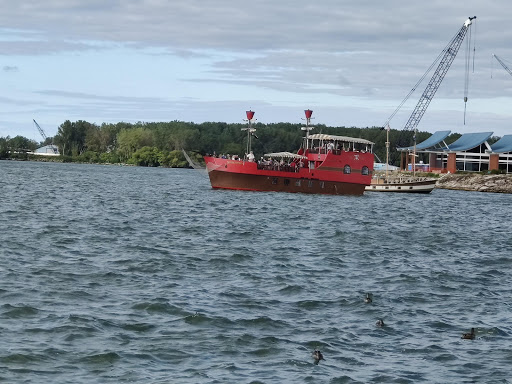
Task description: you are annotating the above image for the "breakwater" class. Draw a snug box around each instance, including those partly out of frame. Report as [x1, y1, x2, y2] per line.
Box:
[436, 173, 512, 193]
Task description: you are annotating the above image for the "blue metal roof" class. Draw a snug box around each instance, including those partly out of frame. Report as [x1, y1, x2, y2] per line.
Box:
[445, 132, 493, 152]
[397, 130, 452, 151]
[491, 135, 512, 153]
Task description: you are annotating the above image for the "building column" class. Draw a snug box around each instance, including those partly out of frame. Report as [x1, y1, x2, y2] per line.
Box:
[447, 152, 457, 173]
[429, 153, 438, 171]
[489, 153, 499, 171]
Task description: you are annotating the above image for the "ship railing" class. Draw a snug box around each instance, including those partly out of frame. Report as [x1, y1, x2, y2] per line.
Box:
[257, 163, 302, 173]
[308, 148, 343, 155]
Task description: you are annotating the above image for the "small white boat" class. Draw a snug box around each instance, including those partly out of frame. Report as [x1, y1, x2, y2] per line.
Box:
[365, 175, 437, 193]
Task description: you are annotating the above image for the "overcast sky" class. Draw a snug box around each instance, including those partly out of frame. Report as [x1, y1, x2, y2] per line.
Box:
[1, 0, 512, 141]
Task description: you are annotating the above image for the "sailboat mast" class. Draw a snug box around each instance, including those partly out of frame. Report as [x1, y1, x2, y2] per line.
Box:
[385, 125, 390, 178]
[413, 129, 417, 176]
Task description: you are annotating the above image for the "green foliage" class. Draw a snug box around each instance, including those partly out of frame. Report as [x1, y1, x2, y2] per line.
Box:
[130, 146, 161, 167]
[117, 127, 154, 162]
[7, 135, 38, 151]
[159, 150, 187, 168]
[0, 137, 8, 158]
[99, 152, 120, 164]
[77, 151, 101, 163]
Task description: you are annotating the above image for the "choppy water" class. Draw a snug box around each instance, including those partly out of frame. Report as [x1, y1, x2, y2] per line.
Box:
[0, 160, 511, 383]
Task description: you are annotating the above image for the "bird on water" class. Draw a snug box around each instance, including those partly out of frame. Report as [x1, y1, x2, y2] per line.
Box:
[364, 293, 372, 303]
[376, 319, 385, 327]
[461, 328, 475, 340]
[312, 350, 324, 365]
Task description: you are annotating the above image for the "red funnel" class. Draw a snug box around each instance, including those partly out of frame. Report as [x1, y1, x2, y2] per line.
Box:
[246, 110, 255, 120]
[304, 109, 313, 119]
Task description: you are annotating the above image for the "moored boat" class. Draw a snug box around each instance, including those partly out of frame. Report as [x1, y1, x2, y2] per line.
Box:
[365, 174, 437, 193]
[364, 124, 436, 193]
[204, 110, 375, 195]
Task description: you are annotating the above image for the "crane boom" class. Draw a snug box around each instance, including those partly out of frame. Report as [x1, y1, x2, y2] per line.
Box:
[403, 16, 476, 132]
[492, 54, 512, 77]
[33, 119, 47, 141]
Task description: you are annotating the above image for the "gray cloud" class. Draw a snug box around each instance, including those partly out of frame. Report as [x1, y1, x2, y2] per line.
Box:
[3, 65, 19, 72]
[0, 0, 511, 138]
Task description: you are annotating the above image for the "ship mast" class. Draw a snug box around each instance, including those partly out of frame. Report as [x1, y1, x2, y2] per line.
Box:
[301, 109, 314, 150]
[241, 110, 256, 156]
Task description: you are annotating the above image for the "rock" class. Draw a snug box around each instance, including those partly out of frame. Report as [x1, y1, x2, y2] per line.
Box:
[436, 174, 512, 194]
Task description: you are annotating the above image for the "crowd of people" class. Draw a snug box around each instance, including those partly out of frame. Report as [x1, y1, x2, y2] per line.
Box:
[208, 150, 304, 172]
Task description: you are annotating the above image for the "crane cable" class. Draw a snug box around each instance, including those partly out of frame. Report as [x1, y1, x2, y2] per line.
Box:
[463, 18, 476, 124]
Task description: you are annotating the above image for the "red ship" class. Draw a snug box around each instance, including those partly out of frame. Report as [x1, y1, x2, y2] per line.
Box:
[204, 110, 374, 195]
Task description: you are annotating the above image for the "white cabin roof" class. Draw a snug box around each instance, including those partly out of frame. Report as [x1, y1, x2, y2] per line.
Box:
[308, 133, 374, 145]
[263, 151, 308, 159]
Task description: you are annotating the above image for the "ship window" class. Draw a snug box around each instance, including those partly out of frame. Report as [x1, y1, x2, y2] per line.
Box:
[272, 178, 278, 185]
[284, 179, 290, 186]
[295, 180, 301, 187]
[398, 187, 401, 190]
[343, 165, 351, 174]
[362, 166, 369, 175]
[308, 180, 313, 188]
[385, 186, 389, 189]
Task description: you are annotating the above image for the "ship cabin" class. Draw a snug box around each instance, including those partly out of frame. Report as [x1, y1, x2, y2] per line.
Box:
[258, 133, 374, 172]
[301, 133, 374, 169]
[304, 133, 374, 155]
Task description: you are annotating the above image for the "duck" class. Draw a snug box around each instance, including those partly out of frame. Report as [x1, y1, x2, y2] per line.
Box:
[312, 349, 324, 365]
[375, 319, 385, 327]
[364, 293, 372, 303]
[461, 328, 475, 340]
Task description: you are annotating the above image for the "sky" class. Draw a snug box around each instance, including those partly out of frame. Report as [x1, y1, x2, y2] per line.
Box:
[1, 0, 512, 142]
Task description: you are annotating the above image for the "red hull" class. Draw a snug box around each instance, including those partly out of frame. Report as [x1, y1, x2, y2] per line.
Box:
[204, 151, 373, 196]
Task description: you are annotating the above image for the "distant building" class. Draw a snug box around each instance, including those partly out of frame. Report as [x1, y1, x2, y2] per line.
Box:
[33, 145, 60, 156]
[397, 131, 511, 174]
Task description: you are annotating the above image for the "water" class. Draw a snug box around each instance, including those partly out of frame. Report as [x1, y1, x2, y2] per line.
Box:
[1, 160, 511, 383]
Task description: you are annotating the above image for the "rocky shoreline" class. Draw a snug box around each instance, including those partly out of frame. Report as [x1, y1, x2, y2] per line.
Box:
[436, 173, 512, 194]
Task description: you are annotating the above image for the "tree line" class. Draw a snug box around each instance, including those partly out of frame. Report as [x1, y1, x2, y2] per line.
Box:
[2, 119, 495, 167]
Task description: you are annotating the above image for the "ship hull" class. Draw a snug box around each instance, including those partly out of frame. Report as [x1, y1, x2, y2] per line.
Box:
[365, 177, 436, 193]
[204, 154, 373, 196]
[208, 169, 366, 195]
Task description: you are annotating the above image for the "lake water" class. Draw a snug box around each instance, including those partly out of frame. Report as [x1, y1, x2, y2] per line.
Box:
[1, 160, 511, 383]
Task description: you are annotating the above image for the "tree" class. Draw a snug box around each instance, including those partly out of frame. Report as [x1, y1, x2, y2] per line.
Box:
[8, 135, 37, 151]
[116, 127, 154, 161]
[54, 120, 73, 156]
[0, 137, 8, 158]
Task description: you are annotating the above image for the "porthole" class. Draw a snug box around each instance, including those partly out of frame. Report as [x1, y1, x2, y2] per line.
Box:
[343, 165, 351, 174]
[284, 179, 290, 186]
[272, 178, 278, 185]
[362, 166, 369, 175]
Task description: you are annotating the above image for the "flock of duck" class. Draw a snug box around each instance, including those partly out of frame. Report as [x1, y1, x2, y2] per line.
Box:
[311, 292, 475, 365]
